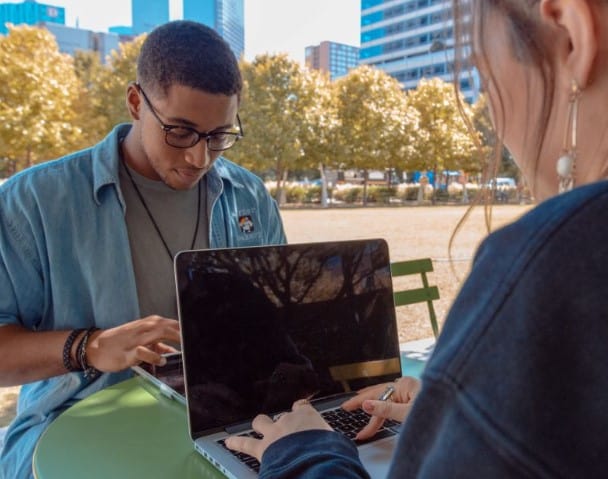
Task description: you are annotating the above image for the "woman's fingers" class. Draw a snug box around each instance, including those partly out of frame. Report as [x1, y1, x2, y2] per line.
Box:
[363, 399, 412, 422]
[225, 435, 263, 461]
[341, 383, 387, 411]
[355, 415, 386, 441]
[226, 400, 333, 461]
[252, 414, 275, 433]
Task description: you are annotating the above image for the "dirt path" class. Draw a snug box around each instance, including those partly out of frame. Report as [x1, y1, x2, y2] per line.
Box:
[0, 204, 531, 428]
[282, 204, 530, 342]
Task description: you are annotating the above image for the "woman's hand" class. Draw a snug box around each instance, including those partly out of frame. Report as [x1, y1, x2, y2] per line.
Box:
[342, 376, 421, 440]
[225, 399, 332, 461]
[85, 315, 181, 372]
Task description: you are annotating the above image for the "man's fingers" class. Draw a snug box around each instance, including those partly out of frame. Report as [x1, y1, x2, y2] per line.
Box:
[135, 345, 165, 366]
[225, 436, 262, 461]
[154, 343, 180, 355]
[136, 328, 181, 347]
[130, 317, 181, 346]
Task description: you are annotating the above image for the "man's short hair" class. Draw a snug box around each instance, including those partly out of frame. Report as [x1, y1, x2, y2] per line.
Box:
[137, 20, 242, 97]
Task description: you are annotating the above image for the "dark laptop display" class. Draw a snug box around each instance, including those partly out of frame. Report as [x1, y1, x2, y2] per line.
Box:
[175, 239, 401, 438]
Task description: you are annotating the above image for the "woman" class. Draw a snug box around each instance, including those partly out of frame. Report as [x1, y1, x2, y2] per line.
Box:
[227, 1, 608, 476]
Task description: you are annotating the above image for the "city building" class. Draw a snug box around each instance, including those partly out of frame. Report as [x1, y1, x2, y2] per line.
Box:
[132, 0, 169, 35]
[305, 41, 359, 81]
[109, 25, 136, 45]
[183, 0, 244, 59]
[109, 25, 134, 37]
[43, 22, 119, 63]
[0, 0, 64, 34]
[359, 0, 479, 100]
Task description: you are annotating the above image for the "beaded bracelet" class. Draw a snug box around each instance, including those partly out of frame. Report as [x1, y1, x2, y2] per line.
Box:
[62, 329, 85, 372]
[75, 327, 101, 379]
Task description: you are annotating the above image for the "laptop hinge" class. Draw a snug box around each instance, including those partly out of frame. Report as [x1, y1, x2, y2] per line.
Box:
[225, 421, 254, 434]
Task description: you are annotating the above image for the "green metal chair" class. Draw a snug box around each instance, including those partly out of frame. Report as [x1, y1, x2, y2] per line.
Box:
[390, 258, 440, 338]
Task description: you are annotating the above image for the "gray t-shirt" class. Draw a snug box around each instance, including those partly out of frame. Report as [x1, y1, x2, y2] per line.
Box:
[120, 161, 209, 319]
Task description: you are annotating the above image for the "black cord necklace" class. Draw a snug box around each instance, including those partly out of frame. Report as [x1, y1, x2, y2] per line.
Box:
[121, 155, 201, 262]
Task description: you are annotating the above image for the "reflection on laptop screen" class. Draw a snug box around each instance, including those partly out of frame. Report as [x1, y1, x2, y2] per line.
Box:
[175, 239, 400, 436]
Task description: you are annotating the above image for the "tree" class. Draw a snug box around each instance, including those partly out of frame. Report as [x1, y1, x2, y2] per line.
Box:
[229, 54, 323, 204]
[297, 69, 337, 170]
[471, 94, 519, 182]
[0, 25, 85, 173]
[333, 65, 415, 204]
[89, 34, 146, 137]
[404, 77, 477, 191]
[296, 69, 339, 206]
[72, 50, 107, 148]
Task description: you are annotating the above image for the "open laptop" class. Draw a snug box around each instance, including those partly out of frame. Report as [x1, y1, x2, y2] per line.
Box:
[174, 238, 402, 479]
[131, 351, 186, 405]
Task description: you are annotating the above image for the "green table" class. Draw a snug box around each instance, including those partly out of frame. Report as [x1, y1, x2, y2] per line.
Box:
[33, 356, 425, 478]
[33, 377, 224, 479]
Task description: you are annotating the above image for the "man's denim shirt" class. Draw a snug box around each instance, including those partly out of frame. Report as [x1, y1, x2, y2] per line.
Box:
[0, 124, 286, 479]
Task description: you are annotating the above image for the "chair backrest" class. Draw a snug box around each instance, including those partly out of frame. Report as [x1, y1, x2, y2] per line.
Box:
[390, 258, 440, 338]
[328, 358, 401, 392]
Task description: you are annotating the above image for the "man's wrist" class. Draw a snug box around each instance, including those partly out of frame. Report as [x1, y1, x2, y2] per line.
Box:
[63, 329, 85, 372]
[75, 327, 101, 379]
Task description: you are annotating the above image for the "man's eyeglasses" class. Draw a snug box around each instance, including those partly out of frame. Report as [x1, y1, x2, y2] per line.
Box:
[135, 83, 243, 151]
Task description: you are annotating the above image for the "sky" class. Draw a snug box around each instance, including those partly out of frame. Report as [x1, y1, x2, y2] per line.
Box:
[10, 0, 361, 64]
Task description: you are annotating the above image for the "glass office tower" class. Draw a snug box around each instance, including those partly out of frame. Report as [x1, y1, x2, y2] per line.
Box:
[360, 0, 478, 100]
[305, 41, 359, 81]
[0, 0, 64, 34]
[132, 0, 169, 35]
[183, 0, 244, 59]
[42, 23, 120, 64]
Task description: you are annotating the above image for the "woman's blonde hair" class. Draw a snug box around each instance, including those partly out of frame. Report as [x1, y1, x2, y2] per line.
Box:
[448, 0, 556, 263]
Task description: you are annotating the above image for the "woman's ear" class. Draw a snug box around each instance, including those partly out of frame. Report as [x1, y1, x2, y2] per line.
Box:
[540, 0, 598, 88]
[125, 82, 142, 121]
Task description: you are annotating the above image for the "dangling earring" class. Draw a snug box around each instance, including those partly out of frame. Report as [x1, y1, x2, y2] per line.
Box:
[556, 80, 582, 193]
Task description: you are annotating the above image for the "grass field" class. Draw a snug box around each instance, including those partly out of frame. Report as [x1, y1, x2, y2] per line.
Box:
[0, 204, 531, 428]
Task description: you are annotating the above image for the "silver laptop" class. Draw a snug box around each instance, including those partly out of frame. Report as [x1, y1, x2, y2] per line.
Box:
[132, 351, 186, 405]
[174, 239, 402, 479]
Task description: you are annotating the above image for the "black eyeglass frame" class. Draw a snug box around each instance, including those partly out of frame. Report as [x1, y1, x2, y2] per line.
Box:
[135, 82, 244, 151]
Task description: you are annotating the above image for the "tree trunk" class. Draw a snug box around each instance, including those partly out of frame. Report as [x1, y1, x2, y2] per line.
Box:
[362, 169, 369, 206]
[274, 155, 286, 205]
[275, 168, 288, 206]
[431, 164, 438, 205]
[319, 163, 328, 208]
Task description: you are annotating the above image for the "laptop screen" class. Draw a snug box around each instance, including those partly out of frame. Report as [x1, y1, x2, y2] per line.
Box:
[175, 239, 401, 436]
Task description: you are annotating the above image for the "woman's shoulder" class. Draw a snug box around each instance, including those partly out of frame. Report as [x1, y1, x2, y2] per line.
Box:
[424, 181, 608, 474]
[430, 180, 608, 377]
[481, 180, 608, 264]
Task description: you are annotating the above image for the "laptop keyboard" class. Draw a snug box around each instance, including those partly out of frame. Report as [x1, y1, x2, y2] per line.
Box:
[322, 407, 400, 442]
[218, 407, 400, 473]
[218, 431, 263, 472]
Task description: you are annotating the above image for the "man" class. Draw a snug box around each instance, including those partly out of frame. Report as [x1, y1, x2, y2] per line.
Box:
[0, 21, 285, 479]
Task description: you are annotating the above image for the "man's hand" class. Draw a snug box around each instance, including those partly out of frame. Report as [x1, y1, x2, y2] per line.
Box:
[86, 315, 181, 372]
[225, 399, 332, 461]
[342, 376, 421, 440]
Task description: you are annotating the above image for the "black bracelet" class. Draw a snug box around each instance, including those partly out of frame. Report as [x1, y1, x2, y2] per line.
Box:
[62, 329, 85, 372]
[75, 327, 101, 380]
